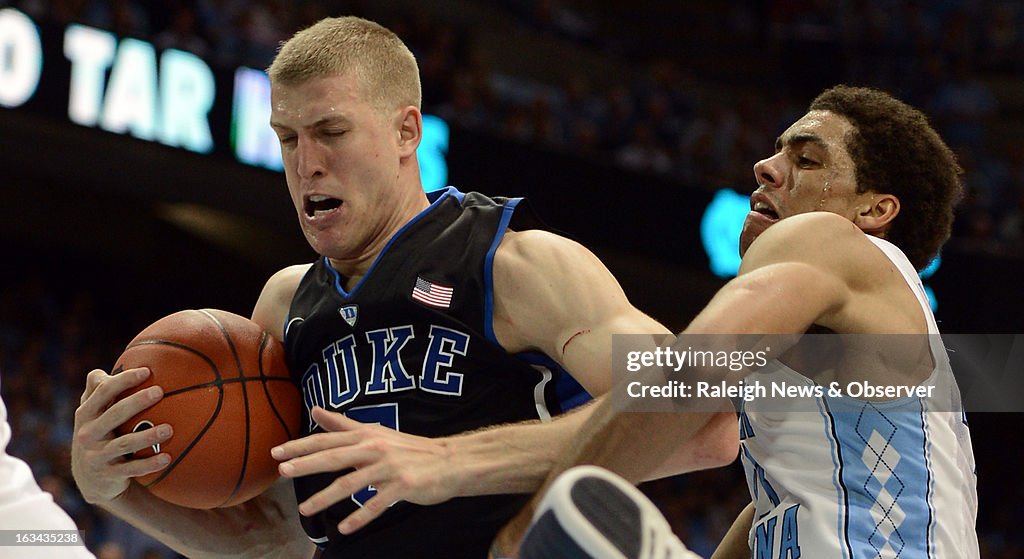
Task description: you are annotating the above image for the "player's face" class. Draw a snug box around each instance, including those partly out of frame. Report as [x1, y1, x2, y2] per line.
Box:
[740, 110, 873, 255]
[270, 73, 408, 261]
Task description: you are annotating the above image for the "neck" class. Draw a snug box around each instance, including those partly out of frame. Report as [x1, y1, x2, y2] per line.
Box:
[328, 183, 431, 283]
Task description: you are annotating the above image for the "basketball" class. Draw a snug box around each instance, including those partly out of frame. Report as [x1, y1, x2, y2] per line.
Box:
[112, 309, 301, 509]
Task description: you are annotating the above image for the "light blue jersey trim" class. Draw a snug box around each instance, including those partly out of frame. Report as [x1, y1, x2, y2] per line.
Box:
[817, 396, 853, 559]
[826, 396, 934, 559]
[323, 187, 459, 299]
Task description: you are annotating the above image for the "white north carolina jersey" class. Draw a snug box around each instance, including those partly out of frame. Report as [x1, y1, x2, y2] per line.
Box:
[738, 236, 979, 559]
[1, 378, 96, 558]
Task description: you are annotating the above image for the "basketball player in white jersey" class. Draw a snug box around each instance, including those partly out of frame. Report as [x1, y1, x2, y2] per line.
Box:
[491, 85, 980, 559]
[1, 380, 96, 559]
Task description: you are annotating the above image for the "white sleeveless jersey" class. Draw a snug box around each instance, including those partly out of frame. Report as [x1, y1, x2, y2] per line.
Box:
[1, 378, 96, 558]
[739, 236, 979, 559]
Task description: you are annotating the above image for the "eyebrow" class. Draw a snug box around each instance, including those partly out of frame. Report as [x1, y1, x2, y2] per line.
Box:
[775, 133, 830, 153]
[270, 115, 351, 131]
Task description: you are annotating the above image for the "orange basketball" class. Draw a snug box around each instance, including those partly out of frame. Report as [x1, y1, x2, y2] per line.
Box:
[113, 309, 301, 509]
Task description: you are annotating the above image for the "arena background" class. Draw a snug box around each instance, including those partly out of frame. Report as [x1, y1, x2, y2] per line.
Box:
[1, 1, 1021, 557]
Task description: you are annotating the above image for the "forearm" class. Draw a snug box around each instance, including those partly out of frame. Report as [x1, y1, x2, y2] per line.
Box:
[447, 400, 597, 496]
[711, 501, 753, 559]
[489, 396, 719, 557]
[560, 399, 713, 484]
[100, 479, 313, 558]
[643, 407, 738, 481]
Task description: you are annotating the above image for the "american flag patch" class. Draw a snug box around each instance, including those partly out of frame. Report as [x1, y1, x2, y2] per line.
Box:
[411, 277, 454, 309]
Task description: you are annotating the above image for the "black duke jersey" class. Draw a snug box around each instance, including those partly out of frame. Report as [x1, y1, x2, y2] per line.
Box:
[283, 187, 584, 558]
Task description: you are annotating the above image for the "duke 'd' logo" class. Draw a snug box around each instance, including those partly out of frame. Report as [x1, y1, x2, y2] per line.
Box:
[339, 304, 359, 327]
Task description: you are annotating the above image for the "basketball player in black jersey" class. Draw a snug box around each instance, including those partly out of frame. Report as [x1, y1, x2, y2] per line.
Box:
[70, 16, 738, 559]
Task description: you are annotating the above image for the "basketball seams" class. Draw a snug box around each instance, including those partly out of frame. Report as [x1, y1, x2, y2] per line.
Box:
[115, 309, 300, 508]
[144, 378, 226, 491]
[257, 331, 298, 440]
[121, 338, 225, 491]
[124, 339, 223, 393]
[199, 309, 255, 508]
[197, 309, 246, 377]
[161, 376, 296, 398]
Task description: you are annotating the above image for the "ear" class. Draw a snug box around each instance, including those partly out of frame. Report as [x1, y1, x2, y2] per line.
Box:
[854, 192, 900, 236]
[396, 105, 422, 158]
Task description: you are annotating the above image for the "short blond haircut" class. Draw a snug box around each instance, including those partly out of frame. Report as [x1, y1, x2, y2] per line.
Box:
[268, 16, 421, 113]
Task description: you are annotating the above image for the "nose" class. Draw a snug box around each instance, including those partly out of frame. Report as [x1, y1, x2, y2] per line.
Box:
[753, 153, 783, 189]
[295, 137, 326, 180]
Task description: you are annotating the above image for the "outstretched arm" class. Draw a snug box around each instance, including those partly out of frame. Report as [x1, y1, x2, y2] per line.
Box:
[489, 230, 738, 480]
[488, 387, 728, 558]
[492, 214, 871, 556]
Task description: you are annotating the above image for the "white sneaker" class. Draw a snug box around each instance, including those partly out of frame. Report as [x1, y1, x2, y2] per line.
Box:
[520, 465, 702, 559]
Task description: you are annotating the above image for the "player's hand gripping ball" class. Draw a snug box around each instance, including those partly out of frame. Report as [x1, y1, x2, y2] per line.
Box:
[113, 309, 301, 509]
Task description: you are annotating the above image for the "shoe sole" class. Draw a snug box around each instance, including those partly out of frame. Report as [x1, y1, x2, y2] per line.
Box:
[521, 465, 692, 559]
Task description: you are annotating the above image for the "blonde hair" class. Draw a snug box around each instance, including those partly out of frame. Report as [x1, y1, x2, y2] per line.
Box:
[268, 16, 421, 112]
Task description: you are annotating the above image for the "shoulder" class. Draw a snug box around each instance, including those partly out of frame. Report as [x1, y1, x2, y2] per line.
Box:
[264, 264, 314, 298]
[737, 212, 921, 333]
[494, 229, 592, 267]
[252, 264, 313, 339]
[740, 212, 890, 287]
[490, 229, 631, 352]
[493, 230, 622, 296]
[491, 230, 668, 393]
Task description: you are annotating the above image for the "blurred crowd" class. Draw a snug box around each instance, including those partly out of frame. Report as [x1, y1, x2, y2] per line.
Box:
[7, 0, 1024, 253]
[0, 274, 180, 558]
[2, 0, 1023, 557]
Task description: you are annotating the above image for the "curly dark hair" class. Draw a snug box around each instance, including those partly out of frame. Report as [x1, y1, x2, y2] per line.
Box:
[809, 85, 963, 270]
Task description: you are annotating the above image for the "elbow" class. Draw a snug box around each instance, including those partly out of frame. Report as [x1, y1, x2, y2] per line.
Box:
[656, 411, 740, 477]
[704, 429, 740, 469]
[693, 411, 741, 470]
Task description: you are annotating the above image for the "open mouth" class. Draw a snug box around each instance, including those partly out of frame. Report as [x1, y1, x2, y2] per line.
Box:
[304, 195, 343, 218]
[751, 200, 779, 220]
